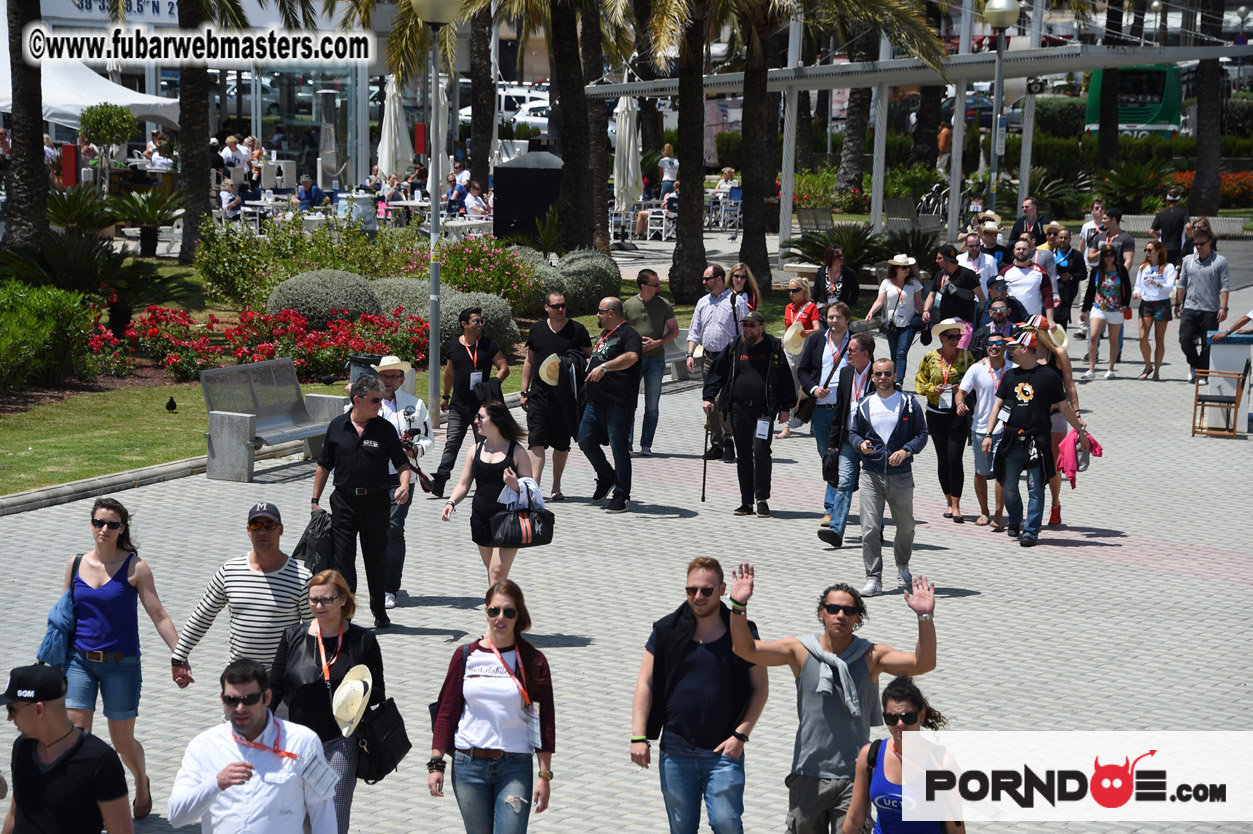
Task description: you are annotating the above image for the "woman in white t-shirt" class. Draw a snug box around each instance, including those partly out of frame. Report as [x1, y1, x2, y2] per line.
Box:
[1133, 240, 1177, 381]
[865, 254, 925, 385]
[657, 143, 679, 198]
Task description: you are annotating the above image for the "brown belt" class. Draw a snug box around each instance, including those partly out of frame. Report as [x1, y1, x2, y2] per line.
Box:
[81, 650, 127, 662]
[457, 747, 507, 759]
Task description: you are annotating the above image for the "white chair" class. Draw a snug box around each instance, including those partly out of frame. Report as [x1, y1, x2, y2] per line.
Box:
[228, 166, 245, 186]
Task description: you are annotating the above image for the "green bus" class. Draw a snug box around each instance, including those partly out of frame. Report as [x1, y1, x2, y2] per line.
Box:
[1084, 64, 1183, 137]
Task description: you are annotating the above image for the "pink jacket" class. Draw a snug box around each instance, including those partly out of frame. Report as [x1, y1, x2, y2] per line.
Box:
[1056, 429, 1103, 489]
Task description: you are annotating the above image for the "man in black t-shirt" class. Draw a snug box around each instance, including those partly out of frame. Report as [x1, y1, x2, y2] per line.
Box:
[519, 291, 592, 500]
[981, 330, 1088, 548]
[1151, 188, 1188, 266]
[924, 244, 984, 326]
[577, 297, 643, 513]
[432, 306, 510, 496]
[1088, 207, 1135, 274]
[3, 665, 130, 834]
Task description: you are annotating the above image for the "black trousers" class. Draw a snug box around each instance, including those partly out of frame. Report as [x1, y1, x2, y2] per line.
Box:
[730, 403, 773, 506]
[329, 489, 390, 620]
[1178, 308, 1219, 371]
[434, 401, 480, 484]
[926, 408, 969, 499]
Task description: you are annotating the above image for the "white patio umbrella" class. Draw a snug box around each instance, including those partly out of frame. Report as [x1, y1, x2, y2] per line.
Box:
[377, 74, 414, 179]
[426, 73, 449, 199]
[612, 94, 642, 211]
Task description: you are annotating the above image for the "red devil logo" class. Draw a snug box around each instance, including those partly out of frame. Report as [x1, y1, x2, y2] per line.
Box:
[1090, 750, 1156, 808]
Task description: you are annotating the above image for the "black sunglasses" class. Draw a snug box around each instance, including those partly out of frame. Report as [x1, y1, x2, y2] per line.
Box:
[943, 334, 961, 342]
[685, 586, 717, 598]
[222, 692, 265, 707]
[91, 518, 123, 530]
[883, 710, 920, 726]
[547, 302, 566, 309]
[788, 287, 803, 293]
[247, 520, 279, 531]
[487, 606, 517, 619]
[823, 603, 859, 616]
[871, 370, 894, 378]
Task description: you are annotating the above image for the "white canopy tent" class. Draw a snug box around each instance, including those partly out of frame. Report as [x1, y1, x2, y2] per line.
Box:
[0, 33, 179, 130]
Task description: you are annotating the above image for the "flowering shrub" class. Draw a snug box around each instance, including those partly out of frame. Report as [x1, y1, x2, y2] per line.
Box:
[402, 237, 543, 316]
[1168, 171, 1253, 208]
[834, 187, 871, 214]
[128, 306, 224, 382]
[85, 322, 134, 378]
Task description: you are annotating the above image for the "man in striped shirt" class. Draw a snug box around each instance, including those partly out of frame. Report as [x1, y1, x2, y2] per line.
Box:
[170, 503, 311, 687]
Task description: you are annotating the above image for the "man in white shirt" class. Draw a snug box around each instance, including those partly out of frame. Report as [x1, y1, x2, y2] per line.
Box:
[957, 231, 998, 294]
[686, 264, 749, 463]
[220, 136, 250, 171]
[956, 333, 1013, 530]
[453, 160, 470, 187]
[220, 180, 242, 221]
[463, 181, 490, 216]
[998, 239, 1055, 324]
[1080, 199, 1106, 269]
[168, 659, 336, 834]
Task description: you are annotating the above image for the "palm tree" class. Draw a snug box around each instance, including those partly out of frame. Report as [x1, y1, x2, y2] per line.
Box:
[582, 0, 613, 253]
[1189, 0, 1224, 214]
[1096, 0, 1124, 170]
[908, 0, 945, 169]
[469, 6, 495, 188]
[834, 26, 876, 192]
[3, 0, 50, 249]
[632, 0, 665, 152]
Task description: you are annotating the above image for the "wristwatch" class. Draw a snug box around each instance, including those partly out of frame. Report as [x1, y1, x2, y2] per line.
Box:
[537, 770, 554, 781]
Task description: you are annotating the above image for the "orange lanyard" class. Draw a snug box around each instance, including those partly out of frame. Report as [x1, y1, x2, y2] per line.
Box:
[464, 338, 479, 368]
[594, 322, 623, 355]
[314, 620, 344, 690]
[233, 718, 298, 760]
[853, 368, 869, 401]
[990, 362, 1005, 391]
[940, 354, 953, 386]
[828, 331, 849, 368]
[485, 641, 532, 708]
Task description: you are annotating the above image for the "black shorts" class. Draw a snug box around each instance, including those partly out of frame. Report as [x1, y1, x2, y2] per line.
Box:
[526, 393, 572, 452]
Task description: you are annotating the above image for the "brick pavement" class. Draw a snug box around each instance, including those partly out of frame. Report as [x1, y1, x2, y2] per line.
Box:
[1, 247, 1251, 834]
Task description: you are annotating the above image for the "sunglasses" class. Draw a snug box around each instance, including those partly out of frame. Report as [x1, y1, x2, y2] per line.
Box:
[309, 594, 341, 606]
[942, 334, 961, 341]
[473, 414, 487, 423]
[702, 276, 716, 282]
[547, 302, 566, 309]
[222, 692, 265, 707]
[788, 287, 803, 293]
[247, 519, 279, 531]
[468, 318, 484, 325]
[872, 370, 894, 378]
[823, 603, 859, 616]
[731, 272, 746, 279]
[91, 518, 123, 530]
[487, 606, 517, 619]
[1047, 231, 1058, 236]
[883, 710, 920, 726]
[364, 396, 383, 403]
[597, 309, 612, 314]
[685, 586, 717, 598]
[987, 341, 1006, 349]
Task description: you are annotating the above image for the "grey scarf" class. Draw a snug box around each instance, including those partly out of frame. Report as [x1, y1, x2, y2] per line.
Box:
[797, 633, 873, 717]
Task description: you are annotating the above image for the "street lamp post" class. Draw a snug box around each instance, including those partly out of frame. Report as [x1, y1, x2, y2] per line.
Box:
[1151, 0, 1166, 46]
[984, 0, 1018, 216]
[409, 0, 461, 422]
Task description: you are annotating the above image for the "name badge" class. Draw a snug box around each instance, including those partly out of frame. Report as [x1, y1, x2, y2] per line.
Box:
[755, 419, 771, 440]
[299, 751, 340, 800]
[998, 406, 1011, 422]
[938, 390, 953, 410]
[469, 371, 484, 388]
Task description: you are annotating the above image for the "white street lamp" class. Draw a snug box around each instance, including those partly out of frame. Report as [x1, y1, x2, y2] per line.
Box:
[984, 0, 1018, 216]
[1151, 1, 1166, 45]
[409, 0, 460, 420]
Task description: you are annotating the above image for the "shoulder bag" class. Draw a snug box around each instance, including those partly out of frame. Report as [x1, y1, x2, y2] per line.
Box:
[356, 697, 412, 784]
[795, 335, 846, 425]
[489, 482, 555, 548]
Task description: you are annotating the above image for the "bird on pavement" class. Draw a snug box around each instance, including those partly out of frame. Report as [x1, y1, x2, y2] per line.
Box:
[166, 396, 177, 414]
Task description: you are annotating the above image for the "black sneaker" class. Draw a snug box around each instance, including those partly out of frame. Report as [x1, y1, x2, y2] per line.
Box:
[1006, 523, 1021, 538]
[734, 505, 753, 516]
[817, 528, 843, 548]
[723, 443, 737, 463]
[429, 477, 447, 499]
[605, 495, 629, 513]
[1019, 536, 1038, 548]
[703, 444, 724, 461]
[592, 478, 616, 501]
[374, 616, 391, 629]
[756, 501, 770, 518]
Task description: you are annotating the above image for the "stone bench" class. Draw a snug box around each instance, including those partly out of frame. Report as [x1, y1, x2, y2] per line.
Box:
[664, 328, 692, 380]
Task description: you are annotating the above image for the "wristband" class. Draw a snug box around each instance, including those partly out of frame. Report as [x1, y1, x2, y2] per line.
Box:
[918, 613, 934, 622]
[171, 658, 187, 667]
[729, 598, 747, 609]
[311, 496, 321, 503]
[537, 770, 554, 781]
[520, 391, 529, 397]
[631, 736, 648, 744]
[732, 731, 749, 743]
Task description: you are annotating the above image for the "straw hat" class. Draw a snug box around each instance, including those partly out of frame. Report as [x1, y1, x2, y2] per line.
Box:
[978, 210, 1003, 225]
[980, 220, 1002, 234]
[782, 321, 807, 355]
[887, 254, 917, 268]
[332, 665, 372, 737]
[930, 317, 966, 343]
[692, 344, 704, 360]
[538, 354, 561, 386]
[371, 355, 412, 374]
[1048, 323, 1069, 352]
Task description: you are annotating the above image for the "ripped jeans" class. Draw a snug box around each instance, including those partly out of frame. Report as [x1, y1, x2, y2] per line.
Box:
[452, 750, 534, 834]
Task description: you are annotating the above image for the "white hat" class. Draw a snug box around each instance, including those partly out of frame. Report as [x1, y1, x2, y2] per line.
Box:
[371, 355, 412, 374]
[691, 344, 704, 360]
[782, 320, 807, 355]
[887, 253, 917, 268]
[1046, 322, 1069, 352]
[930, 317, 966, 343]
[980, 220, 1002, 233]
[538, 354, 561, 386]
[332, 665, 372, 737]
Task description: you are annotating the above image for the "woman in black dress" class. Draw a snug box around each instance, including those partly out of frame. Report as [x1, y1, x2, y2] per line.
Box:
[441, 400, 533, 583]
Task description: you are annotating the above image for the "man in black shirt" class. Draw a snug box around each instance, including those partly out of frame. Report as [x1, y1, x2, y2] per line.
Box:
[432, 306, 510, 497]
[702, 311, 795, 518]
[577, 297, 643, 513]
[1151, 187, 1188, 266]
[519, 291, 592, 500]
[924, 244, 984, 326]
[981, 330, 1088, 548]
[1088, 206, 1135, 273]
[1010, 195, 1050, 247]
[3, 665, 131, 834]
[312, 375, 410, 628]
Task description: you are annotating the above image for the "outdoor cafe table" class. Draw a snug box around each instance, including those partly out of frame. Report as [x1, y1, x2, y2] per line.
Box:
[243, 199, 289, 233]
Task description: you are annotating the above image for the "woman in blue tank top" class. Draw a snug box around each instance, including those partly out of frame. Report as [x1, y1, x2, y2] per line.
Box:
[843, 676, 962, 834]
[63, 497, 181, 821]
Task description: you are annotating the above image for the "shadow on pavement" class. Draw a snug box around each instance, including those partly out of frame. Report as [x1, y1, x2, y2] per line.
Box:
[409, 595, 483, 610]
[630, 503, 700, 519]
[379, 626, 469, 641]
[253, 460, 317, 483]
[527, 632, 594, 649]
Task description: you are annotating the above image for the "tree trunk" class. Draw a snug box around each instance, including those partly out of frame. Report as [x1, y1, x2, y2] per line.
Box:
[633, 0, 664, 152]
[909, 4, 943, 169]
[1097, 3, 1123, 170]
[3, 0, 48, 249]
[1127, 0, 1147, 43]
[1190, 0, 1223, 215]
[550, 1, 592, 249]
[835, 29, 875, 192]
[177, 0, 209, 265]
[581, 0, 611, 253]
[796, 89, 814, 172]
[469, 6, 493, 188]
[738, 18, 774, 289]
[669, 0, 709, 303]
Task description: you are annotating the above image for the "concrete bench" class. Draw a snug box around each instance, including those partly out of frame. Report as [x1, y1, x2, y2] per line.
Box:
[663, 328, 692, 381]
[200, 358, 347, 482]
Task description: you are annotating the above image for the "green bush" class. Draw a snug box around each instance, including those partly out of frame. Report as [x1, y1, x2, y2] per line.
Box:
[0, 280, 93, 393]
[793, 167, 839, 210]
[404, 238, 542, 316]
[1228, 100, 1253, 143]
[554, 249, 622, 317]
[1035, 97, 1087, 139]
[267, 270, 382, 329]
[716, 131, 743, 171]
[373, 278, 521, 349]
[48, 185, 116, 235]
[1096, 159, 1171, 214]
[884, 164, 942, 199]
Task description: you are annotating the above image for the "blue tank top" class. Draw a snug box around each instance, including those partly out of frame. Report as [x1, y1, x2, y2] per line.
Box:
[871, 740, 942, 834]
[73, 554, 141, 655]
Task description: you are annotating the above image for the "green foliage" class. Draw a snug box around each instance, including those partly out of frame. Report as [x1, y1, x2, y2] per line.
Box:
[883, 228, 941, 271]
[195, 222, 281, 309]
[372, 278, 521, 349]
[266, 270, 382, 329]
[0, 232, 154, 299]
[663, 129, 677, 149]
[640, 149, 662, 191]
[716, 131, 742, 172]
[793, 167, 839, 210]
[1020, 165, 1095, 221]
[1034, 97, 1087, 139]
[48, 185, 116, 235]
[0, 280, 93, 393]
[514, 123, 541, 141]
[782, 223, 887, 272]
[553, 249, 622, 317]
[1226, 99, 1253, 141]
[1097, 159, 1172, 214]
[413, 238, 542, 316]
[78, 103, 138, 150]
[883, 164, 943, 199]
[111, 189, 183, 229]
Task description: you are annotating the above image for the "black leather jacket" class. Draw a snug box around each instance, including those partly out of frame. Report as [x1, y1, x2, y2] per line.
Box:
[270, 620, 386, 742]
[702, 333, 796, 416]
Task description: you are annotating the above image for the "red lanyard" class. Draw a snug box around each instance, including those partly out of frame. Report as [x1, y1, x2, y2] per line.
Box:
[828, 331, 849, 368]
[989, 361, 1005, 392]
[594, 322, 623, 355]
[233, 717, 298, 760]
[485, 641, 531, 708]
[314, 619, 344, 690]
[939, 354, 953, 386]
[852, 368, 869, 401]
[464, 338, 479, 368]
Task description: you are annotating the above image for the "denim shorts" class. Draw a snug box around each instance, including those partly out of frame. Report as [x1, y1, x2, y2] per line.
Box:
[65, 651, 142, 720]
[972, 430, 1001, 477]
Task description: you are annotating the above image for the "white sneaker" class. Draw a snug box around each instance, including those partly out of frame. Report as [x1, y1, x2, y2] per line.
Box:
[384, 592, 396, 610]
[861, 578, 882, 597]
[1188, 368, 1197, 383]
[1198, 377, 1208, 387]
[1081, 370, 1096, 380]
[1104, 370, 1115, 380]
[898, 567, 913, 587]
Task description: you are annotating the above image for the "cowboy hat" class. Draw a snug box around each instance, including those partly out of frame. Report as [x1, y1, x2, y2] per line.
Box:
[692, 344, 704, 360]
[538, 354, 561, 386]
[930, 317, 967, 343]
[887, 254, 917, 268]
[332, 665, 372, 737]
[978, 210, 1003, 225]
[371, 355, 412, 374]
[980, 220, 1002, 234]
[1047, 323, 1069, 352]
[782, 320, 808, 355]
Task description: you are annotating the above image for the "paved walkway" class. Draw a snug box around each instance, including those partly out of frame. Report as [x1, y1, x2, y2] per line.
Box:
[2, 246, 1251, 833]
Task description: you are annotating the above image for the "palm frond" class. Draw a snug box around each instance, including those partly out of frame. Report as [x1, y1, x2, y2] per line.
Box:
[806, 0, 946, 76]
[386, 0, 432, 86]
[269, 0, 316, 29]
[648, 0, 694, 72]
[209, 0, 251, 30]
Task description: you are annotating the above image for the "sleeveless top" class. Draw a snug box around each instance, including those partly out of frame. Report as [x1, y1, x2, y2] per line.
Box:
[791, 642, 882, 779]
[73, 554, 141, 655]
[470, 440, 517, 520]
[871, 740, 943, 833]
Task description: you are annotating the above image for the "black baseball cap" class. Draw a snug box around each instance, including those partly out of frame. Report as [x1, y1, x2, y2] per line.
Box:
[0, 665, 67, 705]
[247, 502, 281, 523]
[741, 311, 766, 325]
[937, 244, 960, 262]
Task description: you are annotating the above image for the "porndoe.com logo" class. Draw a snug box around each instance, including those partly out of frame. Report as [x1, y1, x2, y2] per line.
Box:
[902, 732, 1253, 823]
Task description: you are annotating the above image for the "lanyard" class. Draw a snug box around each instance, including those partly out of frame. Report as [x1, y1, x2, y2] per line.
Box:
[485, 641, 532, 708]
[988, 360, 1005, 392]
[594, 322, 624, 355]
[463, 338, 479, 369]
[314, 619, 344, 691]
[233, 717, 298, 760]
[939, 354, 954, 386]
[827, 331, 850, 370]
[852, 368, 869, 401]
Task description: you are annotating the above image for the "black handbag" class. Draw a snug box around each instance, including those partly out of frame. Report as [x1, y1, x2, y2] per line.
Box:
[355, 697, 412, 784]
[488, 484, 555, 548]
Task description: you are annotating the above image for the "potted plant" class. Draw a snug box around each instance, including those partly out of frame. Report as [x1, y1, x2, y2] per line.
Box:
[111, 189, 183, 258]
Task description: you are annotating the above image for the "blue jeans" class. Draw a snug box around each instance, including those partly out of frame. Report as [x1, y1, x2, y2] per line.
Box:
[827, 439, 861, 536]
[884, 327, 914, 383]
[1001, 438, 1045, 538]
[631, 357, 666, 450]
[577, 402, 633, 498]
[65, 652, 142, 720]
[386, 479, 412, 593]
[658, 751, 746, 834]
[810, 406, 839, 514]
[451, 751, 534, 834]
